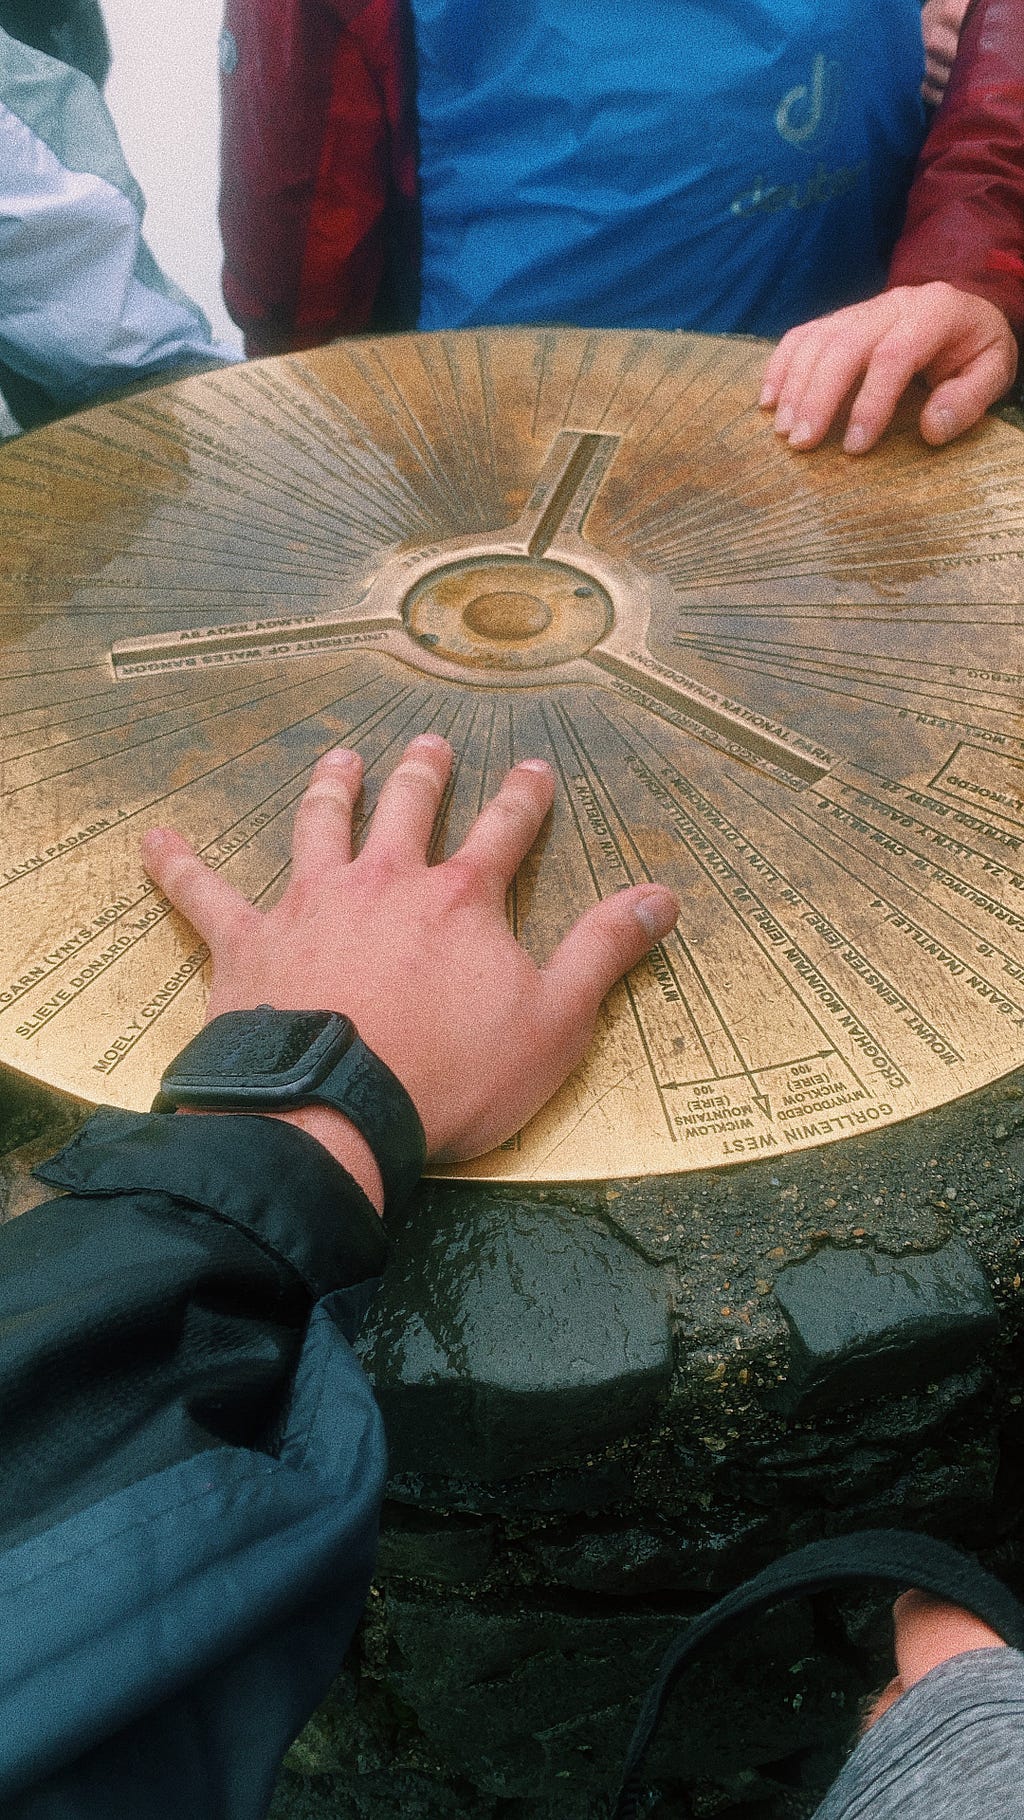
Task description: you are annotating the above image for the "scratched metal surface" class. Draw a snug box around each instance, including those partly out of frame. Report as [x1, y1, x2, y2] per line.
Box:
[2, 329, 1024, 1180]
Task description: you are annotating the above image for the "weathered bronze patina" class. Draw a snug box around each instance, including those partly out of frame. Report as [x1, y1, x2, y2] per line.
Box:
[1, 329, 1023, 1180]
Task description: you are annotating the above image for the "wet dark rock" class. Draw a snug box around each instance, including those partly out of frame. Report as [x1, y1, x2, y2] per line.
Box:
[358, 1194, 674, 1480]
[525, 1510, 776, 1596]
[374, 1509, 495, 1586]
[771, 1240, 997, 1415]
[386, 1454, 640, 1516]
[377, 1593, 859, 1800]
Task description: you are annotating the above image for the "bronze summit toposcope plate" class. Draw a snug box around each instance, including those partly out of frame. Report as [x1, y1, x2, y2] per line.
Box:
[2, 328, 1024, 1181]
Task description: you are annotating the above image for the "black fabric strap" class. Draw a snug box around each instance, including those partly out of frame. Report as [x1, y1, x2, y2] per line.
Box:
[319, 1032, 427, 1211]
[612, 1528, 1024, 1820]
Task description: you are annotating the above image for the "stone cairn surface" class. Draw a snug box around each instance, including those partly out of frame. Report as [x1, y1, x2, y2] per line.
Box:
[5, 1056, 1024, 1820]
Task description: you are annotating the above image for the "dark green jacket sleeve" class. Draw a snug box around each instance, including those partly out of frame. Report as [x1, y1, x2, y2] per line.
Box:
[0, 1107, 389, 1820]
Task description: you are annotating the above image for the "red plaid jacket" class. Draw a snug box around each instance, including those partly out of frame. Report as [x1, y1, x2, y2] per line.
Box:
[220, 0, 1024, 356]
[889, 0, 1024, 333]
[219, 0, 416, 355]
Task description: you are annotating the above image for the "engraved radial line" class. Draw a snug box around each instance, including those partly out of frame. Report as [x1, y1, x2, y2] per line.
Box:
[660, 515, 1022, 574]
[587, 340, 635, 431]
[85, 412, 371, 540]
[354, 346, 469, 524]
[0, 671, 254, 722]
[554, 696, 711, 1109]
[617, 339, 730, 466]
[530, 331, 555, 440]
[584, 343, 725, 501]
[606, 351, 754, 521]
[682, 631, 1018, 680]
[8, 657, 376, 791]
[584, 696, 774, 1107]
[218, 369, 432, 538]
[5, 671, 293, 763]
[593, 349, 685, 436]
[285, 363, 443, 535]
[708, 651, 1012, 725]
[670, 642, 1010, 721]
[3, 660, 100, 681]
[599, 705, 877, 1093]
[471, 334, 500, 501]
[560, 331, 600, 427]
[477, 698, 499, 816]
[707, 780, 970, 1050]
[619, 457, 818, 548]
[800, 786, 1024, 991]
[538, 699, 676, 1139]
[428, 697, 480, 864]
[433, 342, 494, 524]
[0, 680, 419, 891]
[842, 782, 1024, 896]
[349, 690, 457, 852]
[0, 504, 364, 561]
[416, 341, 488, 521]
[727, 773, 983, 1042]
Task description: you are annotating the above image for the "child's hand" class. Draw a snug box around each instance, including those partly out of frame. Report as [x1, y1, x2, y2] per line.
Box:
[760, 282, 1018, 455]
[860, 1589, 1007, 1734]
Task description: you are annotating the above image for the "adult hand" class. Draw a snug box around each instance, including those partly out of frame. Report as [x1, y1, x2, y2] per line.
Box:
[760, 282, 1018, 454]
[142, 736, 678, 1202]
[861, 1589, 1007, 1733]
[920, 0, 970, 108]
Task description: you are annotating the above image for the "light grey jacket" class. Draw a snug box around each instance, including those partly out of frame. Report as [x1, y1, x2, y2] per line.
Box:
[0, 27, 236, 419]
[814, 1648, 1024, 1818]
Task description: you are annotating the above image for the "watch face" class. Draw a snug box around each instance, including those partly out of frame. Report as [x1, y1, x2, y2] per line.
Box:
[162, 1008, 355, 1105]
[243, 1010, 339, 1078]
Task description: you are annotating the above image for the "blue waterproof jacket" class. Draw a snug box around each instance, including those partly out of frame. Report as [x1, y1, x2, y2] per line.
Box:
[412, 0, 928, 333]
[0, 1111, 387, 1818]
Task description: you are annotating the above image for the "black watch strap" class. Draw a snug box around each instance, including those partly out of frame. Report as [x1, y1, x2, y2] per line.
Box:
[314, 1031, 427, 1210]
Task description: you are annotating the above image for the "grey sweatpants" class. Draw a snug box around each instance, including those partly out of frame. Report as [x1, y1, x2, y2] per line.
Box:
[812, 1648, 1024, 1818]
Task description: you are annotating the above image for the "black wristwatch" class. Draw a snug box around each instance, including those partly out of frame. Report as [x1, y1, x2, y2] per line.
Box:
[154, 1007, 427, 1210]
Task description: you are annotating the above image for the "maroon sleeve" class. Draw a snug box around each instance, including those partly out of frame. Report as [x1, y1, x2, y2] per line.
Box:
[888, 0, 1024, 335]
[219, 0, 413, 356]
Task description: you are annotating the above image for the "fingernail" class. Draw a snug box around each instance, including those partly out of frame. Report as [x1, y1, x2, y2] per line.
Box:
[758, 384, 776, 409]
[774, 405, 794, 437]
[788, 420, 813, 448]
[843, 424, 868, 455]
[633, 887, 678, 938]
[322, 745, 359, 765]
[517, 758, 552, 776]
[408, 732, 449, 751]
[930, 407, 954, 444]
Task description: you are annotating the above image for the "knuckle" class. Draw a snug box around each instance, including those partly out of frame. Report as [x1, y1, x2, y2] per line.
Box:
[591, 909, 636, 973]
[301, 779, 355, 813]
[490, 787, 534, 830]
[355, 848, 402, 889]
[441, 854, 485, 905]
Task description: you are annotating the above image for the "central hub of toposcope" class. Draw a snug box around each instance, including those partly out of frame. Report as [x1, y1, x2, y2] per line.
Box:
[403, 555, 613, 672]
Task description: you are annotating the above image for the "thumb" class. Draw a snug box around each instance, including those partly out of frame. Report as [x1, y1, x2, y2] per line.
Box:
[543, 884, 679, 1024]
[892, 1590, 1007, 1690]
[921, 344, 1018, 445]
